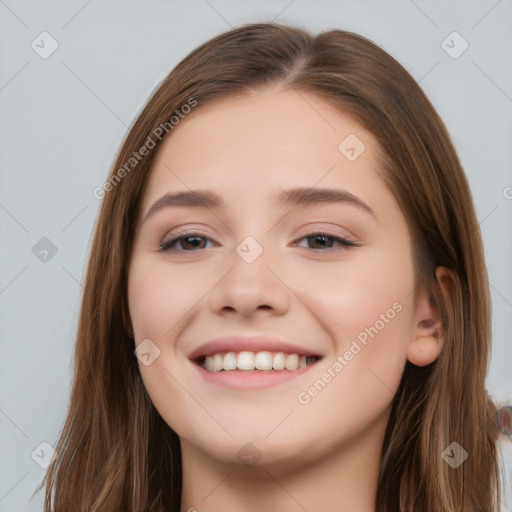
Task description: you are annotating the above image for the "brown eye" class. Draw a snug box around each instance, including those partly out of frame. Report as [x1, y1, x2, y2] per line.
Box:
[160, 234, 213, 252]
[296, 232, 357, 250]
[306, 234, 335, 249]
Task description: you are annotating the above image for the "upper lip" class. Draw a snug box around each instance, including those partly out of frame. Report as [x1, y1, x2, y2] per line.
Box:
[188, 335, 324, 361]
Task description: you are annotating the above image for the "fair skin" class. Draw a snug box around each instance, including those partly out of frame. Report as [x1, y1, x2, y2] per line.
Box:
[128, 88, 449, 512]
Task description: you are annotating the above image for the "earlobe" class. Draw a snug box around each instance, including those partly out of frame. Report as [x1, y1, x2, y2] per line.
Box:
[406, 266, 453, 367]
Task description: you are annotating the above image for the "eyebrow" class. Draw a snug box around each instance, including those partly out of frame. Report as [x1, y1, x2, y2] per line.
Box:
[142, 186, 376, 223]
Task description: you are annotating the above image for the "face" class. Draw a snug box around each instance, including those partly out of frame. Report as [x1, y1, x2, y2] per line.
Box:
[128, 88, 422, 470]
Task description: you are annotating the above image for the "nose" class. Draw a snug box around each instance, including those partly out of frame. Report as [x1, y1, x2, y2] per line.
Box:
[209, 245, 291, 317]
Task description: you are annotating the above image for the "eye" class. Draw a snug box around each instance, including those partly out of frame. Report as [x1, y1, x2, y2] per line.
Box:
[294, 232, 358, 250]
[158, 231, 358, 253]
[159, 233, 215, 252]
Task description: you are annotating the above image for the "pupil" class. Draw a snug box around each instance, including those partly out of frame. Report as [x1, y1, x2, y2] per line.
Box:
[310, 234, 332, 248]
[183, 236, 204, 249]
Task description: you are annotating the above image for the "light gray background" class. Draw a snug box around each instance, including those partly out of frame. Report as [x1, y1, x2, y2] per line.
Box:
[1, 1, 511, 510]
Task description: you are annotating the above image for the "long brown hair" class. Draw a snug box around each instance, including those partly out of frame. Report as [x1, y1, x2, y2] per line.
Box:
[39, 22, 503, 511]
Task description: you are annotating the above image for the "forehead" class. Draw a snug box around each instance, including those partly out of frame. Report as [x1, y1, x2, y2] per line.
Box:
[155, 88, 372, 161]
[144, 89, 387, 206]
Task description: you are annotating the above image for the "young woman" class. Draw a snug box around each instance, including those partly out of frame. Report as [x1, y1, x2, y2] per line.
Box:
[40, 22, 503, 511]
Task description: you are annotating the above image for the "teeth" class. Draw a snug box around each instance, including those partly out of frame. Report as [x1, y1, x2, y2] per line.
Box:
[213, 353, 223, 372]
[285, 353, 299, 370]
[201, 351, 317, 372]
[273, 352, 285, 370]
[204, 356, 214, 371]
[237, 351, 254, 370]
[223, 352, 237, 370]
[255, 351, 273, 370]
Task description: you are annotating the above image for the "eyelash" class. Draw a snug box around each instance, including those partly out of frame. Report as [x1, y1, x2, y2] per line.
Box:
[158, 231, 358, 252]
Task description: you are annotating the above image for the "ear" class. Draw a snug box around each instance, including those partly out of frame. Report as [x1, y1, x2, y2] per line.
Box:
[406, 266, 454, 367]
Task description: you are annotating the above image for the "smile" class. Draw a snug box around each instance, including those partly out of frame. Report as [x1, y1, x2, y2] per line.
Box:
[199, 351, 321, 372]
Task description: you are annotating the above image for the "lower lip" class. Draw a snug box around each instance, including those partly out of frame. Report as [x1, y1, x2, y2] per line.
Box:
[191, 360, 320, 390]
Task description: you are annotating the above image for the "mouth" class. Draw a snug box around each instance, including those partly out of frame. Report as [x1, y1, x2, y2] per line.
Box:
[194, 351, 323, 372]
[187, 335, 325, 390]
[191, 353, 323, 390]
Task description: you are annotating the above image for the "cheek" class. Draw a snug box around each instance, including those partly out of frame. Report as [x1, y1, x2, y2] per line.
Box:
[127, 257, 202, 435]
[128, 257, 207, 341]
[290, 269, 415, 446]
[296, 244, 413, 334]
[293, 244, 415, 388]
[128, 261, 173, 340]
